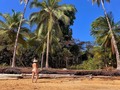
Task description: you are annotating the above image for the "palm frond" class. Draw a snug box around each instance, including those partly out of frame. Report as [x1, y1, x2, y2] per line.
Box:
[0, 20, 8, 29]
[92, 0, 110, 6]
[30, 0, 42, 8]
[0, 30, 8, 35]
[57, 4, 76, 12]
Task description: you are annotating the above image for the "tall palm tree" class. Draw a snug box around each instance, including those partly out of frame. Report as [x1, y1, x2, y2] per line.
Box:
[0, 10, 29, 67]
[92, 0, 120, 69]
[30, 0, 76, 68]
[91, 12, 120, 68]
[12, 0, 29, 67]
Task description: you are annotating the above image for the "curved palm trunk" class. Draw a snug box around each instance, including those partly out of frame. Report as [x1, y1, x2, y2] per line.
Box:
[101, 0, 120, 69]
[11, 0, 29, 67]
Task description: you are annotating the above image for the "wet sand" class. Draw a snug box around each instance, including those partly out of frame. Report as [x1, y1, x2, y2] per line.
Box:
[0, 77, 120, 90]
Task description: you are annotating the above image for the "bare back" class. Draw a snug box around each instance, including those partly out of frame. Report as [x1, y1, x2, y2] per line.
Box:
[32, 63, 38, 73]
[32, 63, 38, 68]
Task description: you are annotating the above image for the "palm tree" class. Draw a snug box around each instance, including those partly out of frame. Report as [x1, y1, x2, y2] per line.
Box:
[30, 0, 76, 68]
[0, 10, 29, 67]
[12, 0, 29, 67]
[29, 26, 64, 69]
[91, 12, 120, 68]
[92, 0, 120, 69]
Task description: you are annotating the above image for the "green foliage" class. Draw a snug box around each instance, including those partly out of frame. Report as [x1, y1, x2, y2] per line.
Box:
[91, 12, 120, 68]
[29, 0, 76, 68]
[0, 10, 30, 51]
[70, 45, 79, 56]
[69, 57, 103, 70]
[80, 58, 103, 70]
[0, 63, 9, 67]
[0, 48, 12, 66]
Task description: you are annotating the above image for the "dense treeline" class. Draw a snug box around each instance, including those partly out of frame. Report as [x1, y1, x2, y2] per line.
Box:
[0, 0, 120, 70]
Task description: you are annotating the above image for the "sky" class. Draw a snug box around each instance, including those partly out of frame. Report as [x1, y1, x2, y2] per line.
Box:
[0, 0, 120, 41]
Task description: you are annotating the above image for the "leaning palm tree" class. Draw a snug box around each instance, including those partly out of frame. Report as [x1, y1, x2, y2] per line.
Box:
[30, 0, 76, 68]
[0, 10, 30, 67]
[12, 0, 29, 67]
[92, 0, 120, 69]
[91, 12, 120, 68]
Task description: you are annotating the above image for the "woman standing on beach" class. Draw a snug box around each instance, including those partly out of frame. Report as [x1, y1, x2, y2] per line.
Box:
[32, 58, 39, 83]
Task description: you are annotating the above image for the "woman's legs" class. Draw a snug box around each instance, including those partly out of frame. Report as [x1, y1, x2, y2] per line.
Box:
[35, 72, 39, 83]
[32, 71, 39, 83]
[32, 72, 35, 83]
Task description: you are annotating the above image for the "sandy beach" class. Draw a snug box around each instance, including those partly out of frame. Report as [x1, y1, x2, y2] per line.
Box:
[0, 77, 120, 90]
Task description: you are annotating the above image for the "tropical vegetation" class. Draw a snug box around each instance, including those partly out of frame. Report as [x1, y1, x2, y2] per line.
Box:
[0, 0, 120, 70]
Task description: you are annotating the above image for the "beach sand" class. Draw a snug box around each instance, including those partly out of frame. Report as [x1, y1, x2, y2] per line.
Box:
[0, 77, 120, 90]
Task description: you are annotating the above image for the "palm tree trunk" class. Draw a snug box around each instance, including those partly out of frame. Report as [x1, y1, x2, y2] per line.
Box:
[41, 43, 45, 70]
[101, 0, 120, 69]
[46, 30, 50, 68]
[41, 52, 44, 69]
[12, 16, 23, 67]
[66, 57, 68, 68]
[11, 0, 29, 67]
[45, 12, 53, 69]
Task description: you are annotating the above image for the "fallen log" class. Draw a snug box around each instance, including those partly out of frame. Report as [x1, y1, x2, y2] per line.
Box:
[0, 74, 23, 79]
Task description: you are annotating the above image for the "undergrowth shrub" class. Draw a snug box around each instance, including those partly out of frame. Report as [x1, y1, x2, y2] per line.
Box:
[69, 57, 103, 70]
